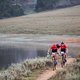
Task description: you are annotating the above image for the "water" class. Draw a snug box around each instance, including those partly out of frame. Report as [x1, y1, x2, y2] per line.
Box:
[0, 34, 80, 68]
[0, 45, 47, 68]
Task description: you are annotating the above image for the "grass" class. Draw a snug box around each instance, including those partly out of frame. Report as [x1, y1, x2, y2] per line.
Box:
[0, 5, 80, 35]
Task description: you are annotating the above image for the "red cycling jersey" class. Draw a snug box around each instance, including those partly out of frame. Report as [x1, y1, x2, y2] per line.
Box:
[51, 44, 57, 50]
[60, 44, 67, 49]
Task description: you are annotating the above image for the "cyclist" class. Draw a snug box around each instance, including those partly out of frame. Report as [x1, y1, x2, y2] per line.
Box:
[60, 42, 68, 67]
[48, 44, 58, 70]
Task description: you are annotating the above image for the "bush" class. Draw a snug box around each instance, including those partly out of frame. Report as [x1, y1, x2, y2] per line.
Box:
[0, 57, 51, 80]
[49, 61, 80, 80]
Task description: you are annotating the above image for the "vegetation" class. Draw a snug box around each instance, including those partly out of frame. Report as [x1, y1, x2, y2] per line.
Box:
[35, 0, 60, 12]
[0, 57, 51, 80]
[49, 58, 80, 80]
[0, 5, 80, 34]
[35, 0, 80, 12]
[0, 57, 80, 80]
[0, 0, 24, 19]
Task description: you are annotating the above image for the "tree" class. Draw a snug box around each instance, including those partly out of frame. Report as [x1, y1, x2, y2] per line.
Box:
[0, 0, 24, 19]
[35, 0, 60, 12]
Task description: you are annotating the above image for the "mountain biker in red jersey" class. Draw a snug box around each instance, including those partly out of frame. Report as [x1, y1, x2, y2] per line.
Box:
[60, 42, 68, 67]
[60, 42, 68, 56]
[48, 44, 59, 70]
[48, 44, 57, 55]
[51, 44, 58, 53]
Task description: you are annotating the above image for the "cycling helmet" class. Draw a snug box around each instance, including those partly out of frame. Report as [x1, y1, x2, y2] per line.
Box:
[61, 42, 64, 44]
[56, 44, 60, 48]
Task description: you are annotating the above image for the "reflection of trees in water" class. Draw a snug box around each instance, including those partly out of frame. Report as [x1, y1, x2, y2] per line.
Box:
[0, 46, 28, 68]
[0, 46, 47, 68]
[37, 50, 47, 57]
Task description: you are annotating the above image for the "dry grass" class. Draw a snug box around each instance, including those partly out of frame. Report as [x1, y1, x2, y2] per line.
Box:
[0, 5, 80, 34]
[49, 59, 80, 80]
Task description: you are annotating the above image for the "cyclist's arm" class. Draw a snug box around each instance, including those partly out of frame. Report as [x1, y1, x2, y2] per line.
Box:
[48, 46, 52, 54]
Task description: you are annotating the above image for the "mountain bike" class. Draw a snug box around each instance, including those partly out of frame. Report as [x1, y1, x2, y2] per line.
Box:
[61, 52, 67, 67]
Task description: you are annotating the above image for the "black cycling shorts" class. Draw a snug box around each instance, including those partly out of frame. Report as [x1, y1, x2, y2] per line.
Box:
[52, 49, 57, 52]
[61, 49, 66, 53]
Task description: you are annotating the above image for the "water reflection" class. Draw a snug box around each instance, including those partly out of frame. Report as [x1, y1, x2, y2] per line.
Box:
[0, 34, 80, 68]
[0, 46, 47, 68]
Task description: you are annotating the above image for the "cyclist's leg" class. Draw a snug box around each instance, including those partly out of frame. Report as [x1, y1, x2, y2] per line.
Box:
[61, 54, 66, 67]
[61, 60, 65, 67]
[53, 60, 57, 70]
[53, 61, 55, 70]
[61, 57, 64, 67]
[64, 50, 67, 63]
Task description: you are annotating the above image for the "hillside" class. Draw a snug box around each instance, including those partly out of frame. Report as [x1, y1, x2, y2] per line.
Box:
[0, 5, 80, 35]
[0, 0, 80, 19]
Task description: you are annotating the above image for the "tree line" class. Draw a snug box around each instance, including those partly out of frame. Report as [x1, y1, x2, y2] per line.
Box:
[35, 0, 59, 12]
[0, 0, 24, 19]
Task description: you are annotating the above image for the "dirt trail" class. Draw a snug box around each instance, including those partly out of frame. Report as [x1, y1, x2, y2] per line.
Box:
[37, 58, 76, 80]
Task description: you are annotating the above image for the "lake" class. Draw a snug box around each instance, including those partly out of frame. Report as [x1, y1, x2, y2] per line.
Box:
[0, 34, 80, 68]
